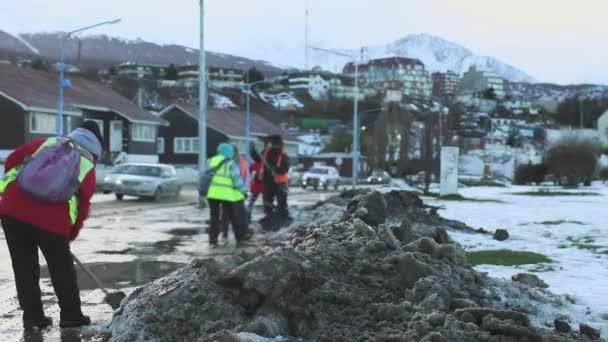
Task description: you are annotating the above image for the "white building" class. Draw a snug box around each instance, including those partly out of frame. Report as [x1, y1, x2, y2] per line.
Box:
[598, 109, 608, 137]
[343, 57, 432, 99]
[458, 66, 505, 99]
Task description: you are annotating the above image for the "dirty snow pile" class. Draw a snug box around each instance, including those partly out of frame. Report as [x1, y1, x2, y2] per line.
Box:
[101, 191, 602, 341]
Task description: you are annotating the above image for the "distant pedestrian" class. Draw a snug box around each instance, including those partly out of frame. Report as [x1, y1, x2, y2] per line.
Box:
[259, 135, 290, 230]
[247, 159, 264, 218]
[0, 121, 103, 329]
[206, 143, 250, 247]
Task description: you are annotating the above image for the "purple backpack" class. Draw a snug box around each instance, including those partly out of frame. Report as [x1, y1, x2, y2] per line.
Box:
[17, 137, 92, 204]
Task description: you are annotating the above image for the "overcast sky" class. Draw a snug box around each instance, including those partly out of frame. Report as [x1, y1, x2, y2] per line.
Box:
[2, 0, 606, 85]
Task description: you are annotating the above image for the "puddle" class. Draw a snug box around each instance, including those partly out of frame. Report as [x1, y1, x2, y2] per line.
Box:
[41, 260, 185, 290]
[152, 217, 206, 225]
[168, 228, 202, 236]
[20, 327, 84, 342]
[96, 248, 135, 255]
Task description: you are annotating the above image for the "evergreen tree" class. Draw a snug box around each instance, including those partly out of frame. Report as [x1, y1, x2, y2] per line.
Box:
[482, 87, 497, 100]
[245, 67, 264, 84]
[166, 64, 178, 80]
[31, 58, 50, 72]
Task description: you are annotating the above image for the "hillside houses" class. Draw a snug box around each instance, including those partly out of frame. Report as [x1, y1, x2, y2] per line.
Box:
[0, 63, 162, 164]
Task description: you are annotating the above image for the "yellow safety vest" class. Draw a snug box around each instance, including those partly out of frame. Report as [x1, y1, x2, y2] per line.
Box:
[206, 155, 245, 202]
[0, 137, 95, 225]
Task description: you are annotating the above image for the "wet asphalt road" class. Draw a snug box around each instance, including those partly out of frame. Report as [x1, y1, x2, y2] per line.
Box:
[0, 186, 339, 341]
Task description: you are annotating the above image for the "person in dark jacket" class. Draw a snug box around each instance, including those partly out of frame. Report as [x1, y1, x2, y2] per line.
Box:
[258, 135, 290, 227]
[0, 121, 102, 329]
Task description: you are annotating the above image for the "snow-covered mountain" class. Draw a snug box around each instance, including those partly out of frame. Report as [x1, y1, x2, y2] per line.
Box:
[0, 31, 286, 74]
[0, 31, 535, 83]
[307, 34, 536, 83]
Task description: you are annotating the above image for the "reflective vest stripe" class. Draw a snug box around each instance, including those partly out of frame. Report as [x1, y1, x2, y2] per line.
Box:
[0, 168, 18, 194]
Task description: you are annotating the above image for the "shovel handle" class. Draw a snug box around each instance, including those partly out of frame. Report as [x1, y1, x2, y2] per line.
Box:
[70, 252, 111, 297]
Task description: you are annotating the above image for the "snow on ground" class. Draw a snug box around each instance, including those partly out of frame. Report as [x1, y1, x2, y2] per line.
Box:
[425, 183, 608, 331]
[210, 92, 238, 109]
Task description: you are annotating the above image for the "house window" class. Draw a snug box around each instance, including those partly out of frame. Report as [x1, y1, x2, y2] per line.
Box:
[30, 112, 57, 134]
[157, 137, 165, 154]
[131, 124, 157, 142]
[174, 137, 199, 154]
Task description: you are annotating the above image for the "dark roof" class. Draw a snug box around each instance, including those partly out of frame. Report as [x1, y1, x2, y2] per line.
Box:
[343, 57, 424, 73]
[0, 63, 161, 124]
[160, 103, 289, 139]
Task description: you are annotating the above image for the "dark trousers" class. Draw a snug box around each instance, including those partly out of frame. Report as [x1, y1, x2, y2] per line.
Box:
[209, 200, 247, 244]
[1, 216, 83, 321]
[247, 192, 261, 214]
[263, 183, 289, 217]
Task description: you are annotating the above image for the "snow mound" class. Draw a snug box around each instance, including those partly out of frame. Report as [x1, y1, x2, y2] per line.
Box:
[100, 191, 597, 341]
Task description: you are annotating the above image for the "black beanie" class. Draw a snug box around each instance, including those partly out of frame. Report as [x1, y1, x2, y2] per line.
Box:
[81, 120, 104, 146]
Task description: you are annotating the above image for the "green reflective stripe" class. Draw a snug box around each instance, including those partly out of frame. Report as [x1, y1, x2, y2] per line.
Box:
[0, 168, 19, 194]
[34, 137, 58, 155]
[210, 182, 238, 189]
[68, 196, 78, 225]
[78, 157, 94, 183]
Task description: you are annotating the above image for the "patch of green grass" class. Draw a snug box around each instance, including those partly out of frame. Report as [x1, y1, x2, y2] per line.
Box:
[463, 180, 508, 188]
[540, 220, 585, 226]
[438, 194, 504, 203]
[521, 220, 585, 226]
[510, 189, 601, 197]
[562, 236, 608, 254]
[467, 250, 552, 266]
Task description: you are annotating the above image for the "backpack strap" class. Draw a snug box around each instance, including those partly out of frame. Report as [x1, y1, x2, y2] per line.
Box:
[213, 157, 231, 172]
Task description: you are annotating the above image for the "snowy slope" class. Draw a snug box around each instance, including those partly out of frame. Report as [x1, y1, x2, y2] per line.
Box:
[307, 34, 536, 83]
[427, 184, 608, 332]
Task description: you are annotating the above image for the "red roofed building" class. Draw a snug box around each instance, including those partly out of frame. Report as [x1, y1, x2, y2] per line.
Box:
[432, 71, 460, 99]
[343, 57, 432, 99]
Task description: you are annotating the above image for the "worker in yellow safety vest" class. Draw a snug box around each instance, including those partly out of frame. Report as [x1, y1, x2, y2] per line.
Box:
[206, 143, 251, 247]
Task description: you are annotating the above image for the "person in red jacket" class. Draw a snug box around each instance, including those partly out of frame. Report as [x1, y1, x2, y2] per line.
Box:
[0, 121, 102, 329]
[247, 160, 264, 217]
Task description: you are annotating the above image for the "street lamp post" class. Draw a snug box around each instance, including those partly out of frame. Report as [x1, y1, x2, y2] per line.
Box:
[57, 19, 121, 136]
[310, 46, 360, 189]
[198, 0, 207, 177]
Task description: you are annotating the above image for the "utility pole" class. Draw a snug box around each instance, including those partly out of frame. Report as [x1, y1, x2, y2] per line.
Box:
[579, 96, 584, 129]
[352, 52, 360, 189]
[305, 0, 310, 70]
[198, 0, 208, 176]
[56, 19, 120, 136]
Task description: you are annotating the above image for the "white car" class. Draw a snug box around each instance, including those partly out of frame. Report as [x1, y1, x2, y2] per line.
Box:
[301, 166, 340, 190]
[101, 163, 181, 201]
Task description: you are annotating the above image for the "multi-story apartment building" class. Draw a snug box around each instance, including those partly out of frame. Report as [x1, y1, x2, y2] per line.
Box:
[274, 72, 374, 100]
[432, 71, 460, 99]
[458, 66, 505, 99]
[176, 65, 244, 89]
[343, 57, 433, 99]
[115, 62, 167, 79]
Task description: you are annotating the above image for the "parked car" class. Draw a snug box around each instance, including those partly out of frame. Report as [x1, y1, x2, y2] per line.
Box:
[288, 166, 307, 187]
[102, 163, 181, 201]
[367, 170, 392, 184]
[100, 164, 129, 194]
[301, 166, 340, 190]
